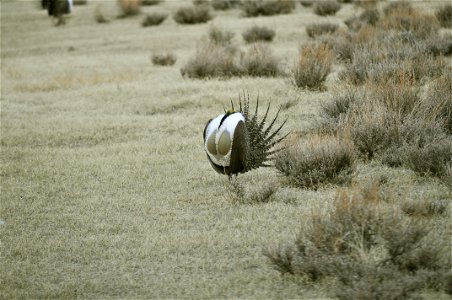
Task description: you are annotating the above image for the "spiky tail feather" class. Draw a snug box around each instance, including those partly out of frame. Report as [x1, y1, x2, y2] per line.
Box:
[233, 92, 288, 172]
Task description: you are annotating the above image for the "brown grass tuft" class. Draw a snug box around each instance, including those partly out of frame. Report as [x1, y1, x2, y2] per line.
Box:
[208, 26, 235, 45]
[118, 0, 141, 17]
[151, 52, 177, 66]
[293, 42, 333, 90]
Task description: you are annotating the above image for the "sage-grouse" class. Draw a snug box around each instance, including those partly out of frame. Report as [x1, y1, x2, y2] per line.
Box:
[203, 94, 287, 176]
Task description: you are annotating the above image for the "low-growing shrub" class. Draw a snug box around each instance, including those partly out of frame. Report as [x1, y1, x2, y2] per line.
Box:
[141, 0, 163, 5]
[241, 0, 295, 17]
[118, 0, 141, 16]
[299, 0, 313, 7]
[424, 33, 452, 57]
[275, 135, 355, 189]
[212, 0, 240, 10]
[402, 199, 449, 217]
[424, 74, 452, 134]
[208, 26, 235, 45]
[383, 0, 413, 16]
[264, 183, 451, 298]
[306, 23, 338, 38]
[151, 52, 177, 66]
[378, 9, 440, 39]
[242, 25, 275, 43]
[173, 5, 213, 24]
[435, 4, 452, 28]
[181, 42, 240, 78]
[227, 177, 278, 204]
[94, 5, 109, 23]
[293, 42, 333, 90]
[141, 12, 168, 26]
[193, 0, 210, 5]
[240, 42, 280, 77]
[313, 1, 341, 16]
[73, 0, 87, 5]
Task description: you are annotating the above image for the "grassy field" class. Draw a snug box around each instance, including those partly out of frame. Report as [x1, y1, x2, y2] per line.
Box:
[1, 0, 451, 298]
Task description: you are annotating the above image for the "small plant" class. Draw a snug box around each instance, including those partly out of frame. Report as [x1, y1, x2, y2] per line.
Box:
[264, 183, 451, 298]
[305, 23, 338, 38]
[173, 5, 213, 24]
[181, 42, 240, 78]
[293, 42, 333, 90]
[313, 1, 341, 16]
[435, 4, 452, 28]
[275, 135, 355, 189]
[240, 43, 281, 77]
[151, 52, 177, 66]
[424, 74, 452, 134]
[141, 12, 168, 26]
[118, 0, 141, 17]
[242, 25, 275, 43]
[94, 5, 109, 23]
[241, 0, 295, 17]
[299, 0, 313, 7]
[383, 0, 413, 16]
[73, 0, 87, 5]
[212, 0, 239, 10]
[141, 0, 163, 5]
[208, 26, 235, 45]
[227, 178, 278, 204]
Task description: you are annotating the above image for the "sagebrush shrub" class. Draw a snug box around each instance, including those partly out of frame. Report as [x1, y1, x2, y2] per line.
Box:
[424, 74, 452, 134]
[118, 0, 141, 16]
[94, 6, 109, 23]
[212, 0, 240, 10]
[378, 9, 440, 39]
[275, 135, 355, 189]
[305, 23, 338, 38]
[424, 33, 452, 57]
[293, 42, 333, 90]
[141, 0, 163, 5]
[142, 12, 168, 26]
[152, 52, 176, 66]
[227, 178, 278, 204]
[173, 5, 213, 24]
[435, 4, 452, 28]
[383, 1, 413, 16]
[242, 25, 275, 43]
[181, 42, 240, 78]
[241, 0, 295, 17]
[313, 1, 341, 16]
[264, 183, 451, 298]
[240, 43, 281, 77]
[299, 0, 313, 7]
[208, 26, 235, 45]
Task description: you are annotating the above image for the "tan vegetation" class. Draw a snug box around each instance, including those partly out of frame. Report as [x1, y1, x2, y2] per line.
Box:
[141, 12, 168, 26]
[313, 1, 341, 16]
[2, 0, 451, 298]
[173, 5, 213, 24]
[242, 25, 276, 43]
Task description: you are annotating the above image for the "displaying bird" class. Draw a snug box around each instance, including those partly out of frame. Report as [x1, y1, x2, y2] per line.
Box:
[203, 93, 288, 176]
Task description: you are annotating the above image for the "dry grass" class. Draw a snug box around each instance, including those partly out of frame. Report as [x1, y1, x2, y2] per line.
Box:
[241, 0, 296, 17]
[435, 4, 452, 28]
[2, 1, 451, 299]
[151, 52, 177, 66]
[293, 42, 333, 90]
[118, 0, 141, 17]
[306, 23, 338, 38]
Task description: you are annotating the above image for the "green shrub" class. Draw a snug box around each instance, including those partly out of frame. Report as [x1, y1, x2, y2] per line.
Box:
[242, 25, 275, 43]
[293, 42, 333, 90]
[275, 135, 355, 189]
[435, 4, 452, 28]
[173, 5, 213, 24]
[141, 0, 163, 5]
[240, 43, 281, 77]
[141, 12, 168, 26]
[151, 52, 176, 66]
[313, 1, 341, 16]
[208, 26, 235, 45]
[264, 183, 451, 298]
[299, 0, 313, 7]
[211, 0, 240, 10]
[241, 0, 295, 17]
[306, 23, 338, 38]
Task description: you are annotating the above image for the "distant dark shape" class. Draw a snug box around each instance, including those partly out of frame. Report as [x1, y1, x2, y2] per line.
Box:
[42, 0, 73, 26]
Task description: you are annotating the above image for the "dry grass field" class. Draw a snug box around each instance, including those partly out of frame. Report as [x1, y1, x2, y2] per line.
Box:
[1, 0, 451, 298]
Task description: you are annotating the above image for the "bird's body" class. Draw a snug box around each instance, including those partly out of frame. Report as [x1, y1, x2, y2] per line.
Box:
[203, 94, 287, 176]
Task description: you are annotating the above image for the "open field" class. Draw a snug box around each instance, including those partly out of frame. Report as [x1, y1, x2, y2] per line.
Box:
[1, 0, 451, 298]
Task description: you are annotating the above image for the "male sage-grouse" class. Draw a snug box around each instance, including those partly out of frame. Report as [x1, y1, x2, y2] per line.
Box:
[203, 94, 288, 176]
